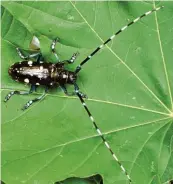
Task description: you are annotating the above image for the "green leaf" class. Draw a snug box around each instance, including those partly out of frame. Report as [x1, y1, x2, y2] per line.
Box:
[1, 1, 173, 184]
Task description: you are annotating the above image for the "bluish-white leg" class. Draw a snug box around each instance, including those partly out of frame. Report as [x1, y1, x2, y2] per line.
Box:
[51, 38, 60, 61]
[60, 85, 76, 96]
[22, 87, 48, 110]
[64, 52, 79, 64]
[16, 48, 41, 60]
[4, 85, 36, 102]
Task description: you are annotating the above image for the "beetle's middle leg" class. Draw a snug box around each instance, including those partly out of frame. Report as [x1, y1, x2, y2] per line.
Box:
[4, 85, 36, 102]
[36, 53, 44, 64]
[22, 87, 48, 110]
[51, 38, 60, 61]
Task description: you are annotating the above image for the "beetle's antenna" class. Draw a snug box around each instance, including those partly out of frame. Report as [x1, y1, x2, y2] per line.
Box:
[74, 83, 132, 183]
[75, 6, 164, 74]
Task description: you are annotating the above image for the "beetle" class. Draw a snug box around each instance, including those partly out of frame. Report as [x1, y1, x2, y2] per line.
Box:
[4, 6, 163, 183]
[5, 38, 88, 110]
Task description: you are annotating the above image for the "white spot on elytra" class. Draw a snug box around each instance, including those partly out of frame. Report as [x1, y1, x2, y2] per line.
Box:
[36, 83, 40, 85]
[63, 74, 67, 78]
[24, 78, 29, 83]
[28, 61, 33, 66]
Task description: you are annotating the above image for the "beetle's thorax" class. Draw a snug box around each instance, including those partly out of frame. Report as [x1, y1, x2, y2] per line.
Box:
[53, 64, 77, 84]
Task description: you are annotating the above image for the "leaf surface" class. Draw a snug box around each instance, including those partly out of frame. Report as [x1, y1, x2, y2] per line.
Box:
[1, 1, 173, 184]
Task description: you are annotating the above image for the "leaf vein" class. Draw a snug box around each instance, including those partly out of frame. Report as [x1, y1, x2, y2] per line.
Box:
[70, 0, 172, 114]
[153, 2, 173, 109]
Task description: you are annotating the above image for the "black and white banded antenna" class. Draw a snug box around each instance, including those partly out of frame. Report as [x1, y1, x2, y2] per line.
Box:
[74, 6, 164, 183]
[75, 6, 164, 74]
[74, 83, 132, 183]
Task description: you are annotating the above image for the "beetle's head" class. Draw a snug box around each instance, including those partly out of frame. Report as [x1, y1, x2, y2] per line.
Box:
[67, 72, 77, 84]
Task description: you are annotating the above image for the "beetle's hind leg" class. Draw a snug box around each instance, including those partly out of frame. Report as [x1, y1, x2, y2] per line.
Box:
[16, 48, 41, 60]
[51, 38, 60, 61]
[4, 85, 36, 102]
[22, 87, 48, 110]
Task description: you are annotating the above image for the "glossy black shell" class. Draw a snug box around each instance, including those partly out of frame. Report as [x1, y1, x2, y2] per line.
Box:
[9, 60, 77, 86]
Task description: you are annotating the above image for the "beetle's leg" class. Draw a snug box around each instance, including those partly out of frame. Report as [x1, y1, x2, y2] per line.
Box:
[51, 38, 60, 61]
[73, 83, 87, 98]
[16, 48, 41, 60]
[60, 85, 76, 96]
[4, 85, 36, 102]
[36, 53, 44, 64]
[63, 52, 79, 64]
[22, 87, 48, 110]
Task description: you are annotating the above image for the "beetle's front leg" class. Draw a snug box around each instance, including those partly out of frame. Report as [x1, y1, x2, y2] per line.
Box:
[63, 52, 79, 64]
[60, 85, 76, 96]
[60, 84, 87, 98]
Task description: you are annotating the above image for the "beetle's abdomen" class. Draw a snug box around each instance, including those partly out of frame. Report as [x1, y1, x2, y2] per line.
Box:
[9, 61, 57, 86]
